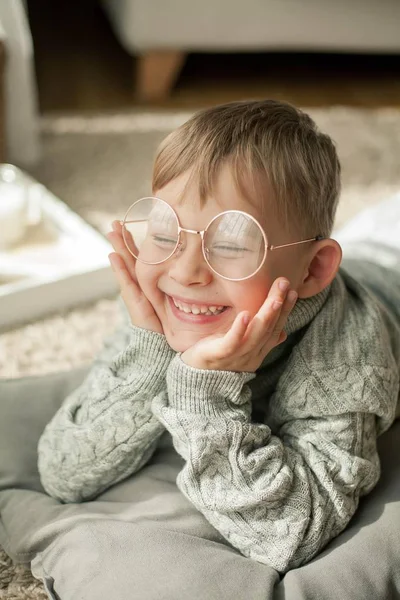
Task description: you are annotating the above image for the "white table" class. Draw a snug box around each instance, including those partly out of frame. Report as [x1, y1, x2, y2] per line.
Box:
[0, 164, 118, 331]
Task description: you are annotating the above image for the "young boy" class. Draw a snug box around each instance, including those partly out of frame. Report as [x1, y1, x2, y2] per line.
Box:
[37, 99, 400, 574]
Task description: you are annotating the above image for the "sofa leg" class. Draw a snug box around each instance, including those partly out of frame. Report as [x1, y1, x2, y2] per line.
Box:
[135, 51, 186, 102]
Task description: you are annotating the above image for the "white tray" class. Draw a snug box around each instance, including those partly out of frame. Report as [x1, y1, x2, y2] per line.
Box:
[0, 165, 118, 331]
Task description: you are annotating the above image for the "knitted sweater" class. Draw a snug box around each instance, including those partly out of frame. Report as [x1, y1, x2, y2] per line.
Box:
[37, 258, 400, 573]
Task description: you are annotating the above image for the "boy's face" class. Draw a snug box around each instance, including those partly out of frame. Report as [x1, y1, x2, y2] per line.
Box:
[135, 165, 311, 353]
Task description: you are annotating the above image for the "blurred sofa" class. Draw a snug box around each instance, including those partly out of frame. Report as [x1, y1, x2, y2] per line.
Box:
[100, 0, 400, 101]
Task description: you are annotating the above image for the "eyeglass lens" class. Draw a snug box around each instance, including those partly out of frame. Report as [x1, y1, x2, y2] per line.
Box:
[122, 197, 266, 279]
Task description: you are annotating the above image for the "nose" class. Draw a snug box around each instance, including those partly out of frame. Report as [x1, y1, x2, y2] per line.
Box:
[167, 234, 213, 286]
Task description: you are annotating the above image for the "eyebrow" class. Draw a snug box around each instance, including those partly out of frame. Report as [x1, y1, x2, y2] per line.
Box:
[215, 213, 261, 236]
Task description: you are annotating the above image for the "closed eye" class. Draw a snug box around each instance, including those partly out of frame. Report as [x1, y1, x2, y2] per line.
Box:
[152, 235, 177, 245]
[212, 245, 251, 252]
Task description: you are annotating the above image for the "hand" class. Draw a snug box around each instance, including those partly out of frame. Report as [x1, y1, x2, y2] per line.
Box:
[180, 278, 298, 372]
[106, 220, 163, 334]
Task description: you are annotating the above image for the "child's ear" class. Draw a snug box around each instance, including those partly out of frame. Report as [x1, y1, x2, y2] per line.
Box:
[298, 239, 342, 299]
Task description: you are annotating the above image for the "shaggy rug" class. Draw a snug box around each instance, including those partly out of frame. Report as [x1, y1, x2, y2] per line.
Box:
[1, 107, 400, 598]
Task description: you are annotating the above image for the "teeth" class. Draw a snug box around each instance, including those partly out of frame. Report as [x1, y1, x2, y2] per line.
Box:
[171, 297, 226, 316]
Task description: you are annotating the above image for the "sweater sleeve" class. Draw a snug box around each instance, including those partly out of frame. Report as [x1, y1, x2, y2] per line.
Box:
[151, 354, 397, 573]
[37, 301, 176, 503]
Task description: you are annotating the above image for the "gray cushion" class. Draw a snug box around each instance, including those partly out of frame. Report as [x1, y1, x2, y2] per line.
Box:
[0, 368, 400, 599]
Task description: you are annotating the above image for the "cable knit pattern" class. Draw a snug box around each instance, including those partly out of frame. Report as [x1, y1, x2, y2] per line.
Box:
[37, 260, 400, 572]
[37, 322, 176, 502]
[151, 264, 400, 573]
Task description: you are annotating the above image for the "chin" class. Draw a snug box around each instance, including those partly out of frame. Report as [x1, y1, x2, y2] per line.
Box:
[164, 330, 201, 354]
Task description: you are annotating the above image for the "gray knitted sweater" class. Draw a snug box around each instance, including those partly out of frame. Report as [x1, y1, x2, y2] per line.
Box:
[37, 258, 400, 573]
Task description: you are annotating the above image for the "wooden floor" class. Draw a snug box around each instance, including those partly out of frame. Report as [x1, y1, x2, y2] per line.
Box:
[27, 0, 400, 113]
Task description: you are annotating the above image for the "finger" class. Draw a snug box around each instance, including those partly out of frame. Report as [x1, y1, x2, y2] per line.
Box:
[276, 330, 287, 345]
[257, 291, 296, 356]
[271, 289, 298, 339]
[109, 251, 162, 332]
[113, 220, 140, 257]
[108, 252, 141, 304]
[244, 278, 292, 344]
[212, 311, 250, 358]
[106, 228, 138, 284]
[110, 219, 138, 254]
[244, 295, 284, 347]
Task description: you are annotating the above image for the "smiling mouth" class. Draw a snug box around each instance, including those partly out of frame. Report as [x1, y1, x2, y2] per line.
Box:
[167, 295, 229, 316]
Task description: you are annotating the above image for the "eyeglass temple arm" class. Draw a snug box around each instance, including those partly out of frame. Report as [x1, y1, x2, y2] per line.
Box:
[269, 235, 324, 250]
[118, 219, 147, 224]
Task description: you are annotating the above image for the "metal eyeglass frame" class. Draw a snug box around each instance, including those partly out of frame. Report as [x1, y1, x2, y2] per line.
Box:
[119, 196, 325, 282]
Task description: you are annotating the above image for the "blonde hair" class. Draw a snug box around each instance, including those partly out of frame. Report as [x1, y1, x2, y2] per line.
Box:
[152, 100, 341, 241]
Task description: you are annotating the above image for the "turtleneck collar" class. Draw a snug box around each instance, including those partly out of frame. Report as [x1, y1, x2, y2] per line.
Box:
[257, 282, 332, 370]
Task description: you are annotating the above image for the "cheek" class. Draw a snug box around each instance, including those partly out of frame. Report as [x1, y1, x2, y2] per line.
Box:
[225, 277, 271, 317]
[241, 289, 269, 316]
[135, 263, 159, 297]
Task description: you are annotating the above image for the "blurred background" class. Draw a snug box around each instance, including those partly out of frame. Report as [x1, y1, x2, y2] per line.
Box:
[1, 2, 400, 591]
[27, 0, 400, 114]
[1, 0, 400, 166]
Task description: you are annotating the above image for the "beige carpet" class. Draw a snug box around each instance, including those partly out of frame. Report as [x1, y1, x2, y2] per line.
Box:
[1, 107, 400, 598]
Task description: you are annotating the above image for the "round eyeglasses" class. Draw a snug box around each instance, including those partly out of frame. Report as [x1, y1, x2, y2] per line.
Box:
[119, 197, 324, 282]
